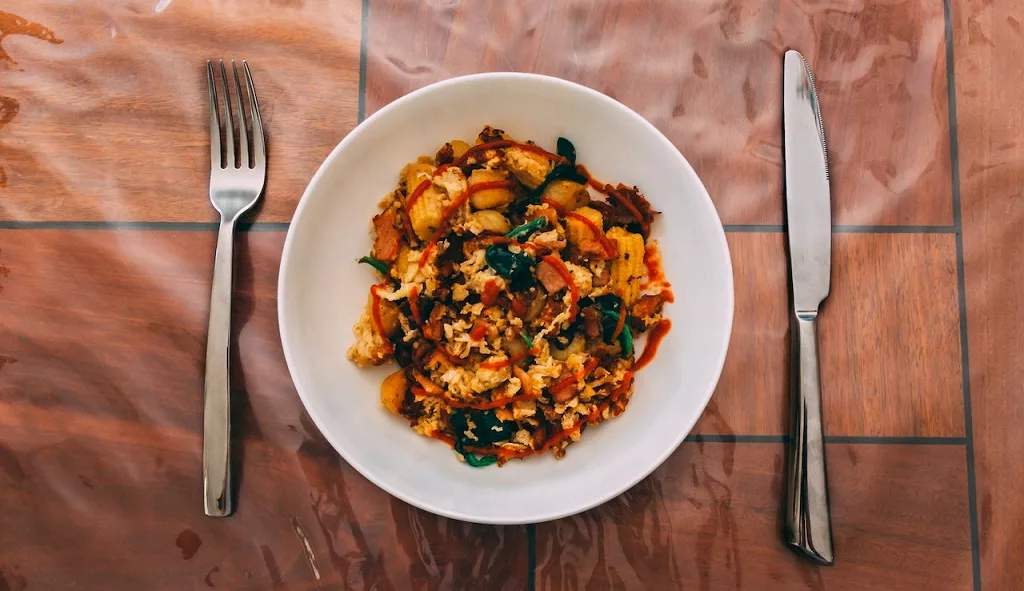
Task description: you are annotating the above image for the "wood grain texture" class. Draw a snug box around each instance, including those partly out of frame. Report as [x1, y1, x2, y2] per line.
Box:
[366, 0, 952, 226]
[952, 0, 1024, 587]
[695, 233, 963, 438]
[535, 443, 972, 590]
[695, 232, 789, 436]
[0, 230, 528, 590]
[820, 233, 964, 437]
[0, 1, 360, 223]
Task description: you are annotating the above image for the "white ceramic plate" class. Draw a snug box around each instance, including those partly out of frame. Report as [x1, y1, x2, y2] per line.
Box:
[279, 73, 733, 525]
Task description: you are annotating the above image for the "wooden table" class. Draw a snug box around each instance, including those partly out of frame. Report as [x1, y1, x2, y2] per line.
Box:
[0, 1, 1019, 589]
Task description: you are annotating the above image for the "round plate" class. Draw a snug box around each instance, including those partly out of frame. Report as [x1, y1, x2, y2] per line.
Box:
[278, 73, 734, 525]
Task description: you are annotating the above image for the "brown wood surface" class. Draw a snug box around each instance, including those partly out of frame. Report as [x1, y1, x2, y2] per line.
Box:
[0, 230, 528, 590]
[1, 0, 1020, 588]
[0, 2, 360, 223]
[953, 0, 1024, 588]
[366, 0, 953, 226]
[820, 233, 964, 437]
[697, 232, 964, 438]
[695, 233, 790, 435]
[535, 443, 972, 590]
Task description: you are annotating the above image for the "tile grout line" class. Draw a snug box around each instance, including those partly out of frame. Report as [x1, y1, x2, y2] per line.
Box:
[942, 0, 982, 589]
[685, 434, 968, 445]
[357, 0, 369, 124]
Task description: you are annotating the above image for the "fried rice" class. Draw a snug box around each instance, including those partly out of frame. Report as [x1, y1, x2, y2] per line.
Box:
[348, 126, 674, 466]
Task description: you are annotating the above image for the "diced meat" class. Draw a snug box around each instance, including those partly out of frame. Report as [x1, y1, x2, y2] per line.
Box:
[437, 258, 457, 279]
[593, 264, 611, 287]
[477, 126, 507, 143]
[536, 297, 563, 326]
[578, 239, 609, 259]
[603, 184, 660, 238]
[526, 204, 560, 228]
[511, 296, 530, 318]
[551, 384, 577, 403]
[536, 260, 569, 294]
[422, 304, 448, 342]
[435, 142, 455, 165]
[588, 200, 634, 231]
[562, 243, 584, 265]
[629, 293, 666, 332]
[372, 209, 403, 262]
[614, 184, 659, 228]
[581, 307, 602, 339]
[412, 341, 434, 365]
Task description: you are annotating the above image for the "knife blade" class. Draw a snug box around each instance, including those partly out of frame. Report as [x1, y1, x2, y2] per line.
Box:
[782, 49, 835, 566]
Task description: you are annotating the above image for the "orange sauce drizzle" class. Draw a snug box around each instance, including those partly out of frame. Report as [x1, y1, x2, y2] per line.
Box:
[633, 319, 671, 371]
[405, 178, 431, 212]
[369, 284, 393, 353]
[408, 285, 422, 325]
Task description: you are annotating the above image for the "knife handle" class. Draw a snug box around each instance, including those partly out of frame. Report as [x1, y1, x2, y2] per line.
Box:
[785, 314, 835, 565]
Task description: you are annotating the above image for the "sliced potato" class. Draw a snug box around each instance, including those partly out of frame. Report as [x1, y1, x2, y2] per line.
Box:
[451, 139, 471, 160]
[469, 210, 511, 234]
[380, 369, 409, 415]
[468, 168, 515, 210]
[541, 179, 589, 211]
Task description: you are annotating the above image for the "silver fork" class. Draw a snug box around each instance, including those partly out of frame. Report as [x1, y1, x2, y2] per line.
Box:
[203, 60, 266, 517]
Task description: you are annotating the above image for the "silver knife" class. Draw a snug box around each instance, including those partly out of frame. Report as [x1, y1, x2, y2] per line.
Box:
[783, 49, 835, 565]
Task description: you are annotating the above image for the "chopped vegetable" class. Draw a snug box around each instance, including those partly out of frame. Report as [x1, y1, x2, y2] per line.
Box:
[485, 244, 537, 291]
[592, 294, 633, 355]
[619, 323, 634, 356]
[505, 217, 548, 242]
[358, 255, 389, 275]
[556, 137, 577, 166]
[532, 164, 588, 199]
[449, 409, 514, 467]
[599, 308, 634, 357]
[524, 138, 585, 203]
[536, 259, 569, 294]
[454, 440, 498, 467]
[520, 332, 535, 350]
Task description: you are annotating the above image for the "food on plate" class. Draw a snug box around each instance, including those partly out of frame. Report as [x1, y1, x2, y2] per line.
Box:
[348, 126, 673, 466]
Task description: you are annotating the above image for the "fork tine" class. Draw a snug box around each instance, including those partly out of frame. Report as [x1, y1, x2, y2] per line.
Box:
[242, 61, 265, 170]
[206, 61, 222, 169]
[230, 61, 249, 169]
[218, 60, 236, 168]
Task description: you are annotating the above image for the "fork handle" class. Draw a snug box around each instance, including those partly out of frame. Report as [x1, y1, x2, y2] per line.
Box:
[785, 314, 834, 564]
[203, 218, 236, 517]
